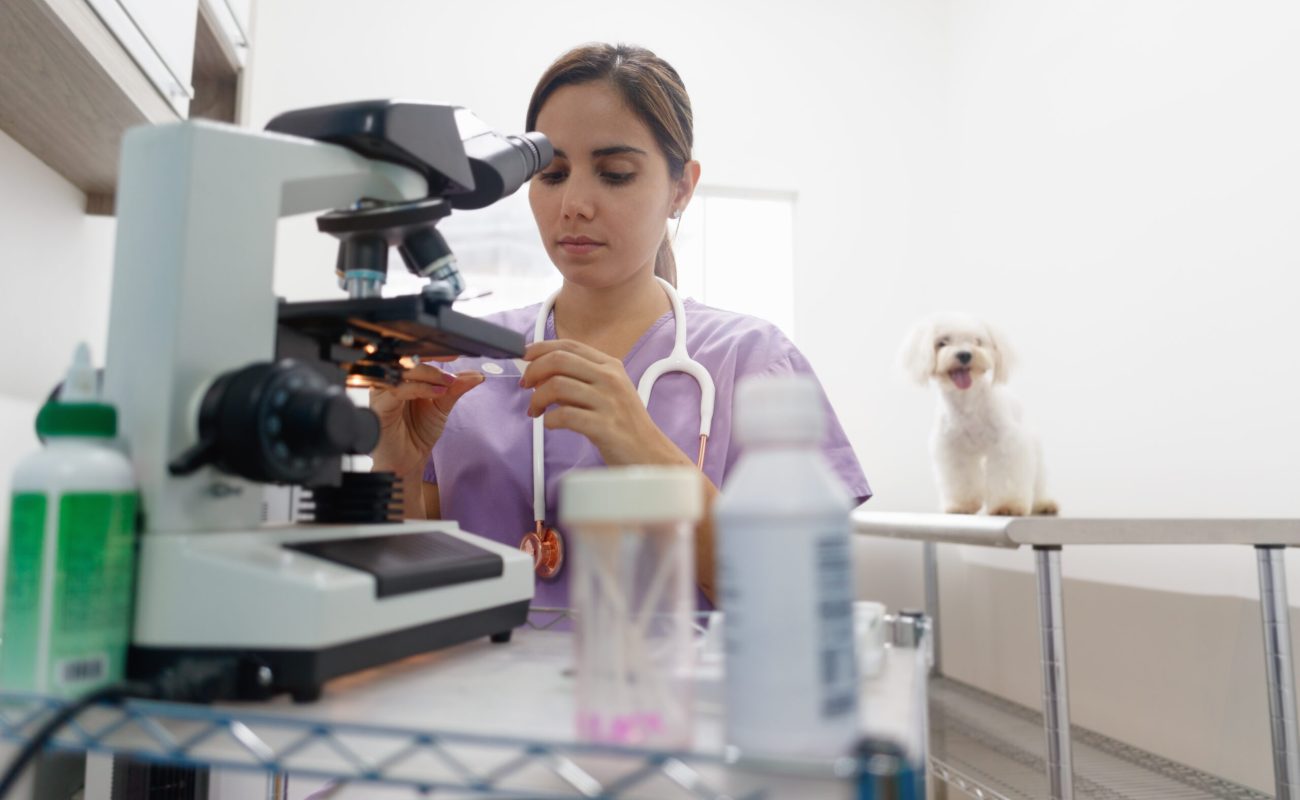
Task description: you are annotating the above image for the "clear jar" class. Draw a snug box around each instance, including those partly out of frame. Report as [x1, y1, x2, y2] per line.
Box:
[559, 466, 702, 748]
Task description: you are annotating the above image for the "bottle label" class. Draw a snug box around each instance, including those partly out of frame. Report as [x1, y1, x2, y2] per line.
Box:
[0, 492, 137, 695]
[51, 493, 138, 693]
[1, 493, 48, 690]
[816, 533, 857, 718]
[717, 512, 859, 755]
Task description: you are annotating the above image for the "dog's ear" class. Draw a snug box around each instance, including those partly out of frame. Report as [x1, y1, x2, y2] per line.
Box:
[897, 319, 936, 385]
[985, 321, 1016, 384]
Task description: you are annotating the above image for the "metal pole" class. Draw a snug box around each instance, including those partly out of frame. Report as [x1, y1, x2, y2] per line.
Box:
[267, 771, 290, 800]
[1257, 545, 1300, 800]
[1034, 546, 1074, 800]
[111, 759, 208, 798]
[923, 541, 942, 674]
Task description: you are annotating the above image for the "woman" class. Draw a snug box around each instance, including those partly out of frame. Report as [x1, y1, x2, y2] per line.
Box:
[370, 43, 871, 607]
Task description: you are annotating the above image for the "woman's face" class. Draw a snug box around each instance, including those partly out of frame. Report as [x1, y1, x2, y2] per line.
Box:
[529, 81, 687, 290]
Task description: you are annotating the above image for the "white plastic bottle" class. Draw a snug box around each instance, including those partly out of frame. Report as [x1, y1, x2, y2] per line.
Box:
[713, 374, 859, 758]
[1, 344, 139, 696]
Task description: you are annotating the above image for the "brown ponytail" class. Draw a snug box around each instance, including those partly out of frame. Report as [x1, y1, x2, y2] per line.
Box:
[526, 43, 694, 288]
[655, 232, 677, 286]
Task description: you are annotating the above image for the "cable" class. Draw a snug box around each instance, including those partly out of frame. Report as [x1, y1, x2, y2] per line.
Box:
[0, 682, 132, 798]
[0, 658, 244, 799]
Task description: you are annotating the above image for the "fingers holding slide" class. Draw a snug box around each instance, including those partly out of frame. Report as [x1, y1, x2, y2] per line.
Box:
[520, 349, 605, 389]
[524, 339, 613, 366]
[438, 372, 487, 409]
[526, 375, 598, 419]
[402, 363, 458, 387]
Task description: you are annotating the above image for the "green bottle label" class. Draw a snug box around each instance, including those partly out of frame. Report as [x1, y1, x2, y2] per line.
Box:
[1, 493, 48, 691]
[50, 493, 138, 692]
[1, 492, 137, 695]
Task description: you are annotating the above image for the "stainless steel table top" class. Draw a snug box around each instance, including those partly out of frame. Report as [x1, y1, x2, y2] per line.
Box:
[853, 510, 1300, 548]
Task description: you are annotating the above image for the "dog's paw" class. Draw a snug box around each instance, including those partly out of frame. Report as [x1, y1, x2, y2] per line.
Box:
[943, 501, 982, 515]
[1032, 500, 1059, 516]
[988, 502, 1031, 516]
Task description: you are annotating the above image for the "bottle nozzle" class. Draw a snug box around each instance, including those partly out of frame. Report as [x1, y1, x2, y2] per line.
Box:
[60, 343, 99, 403]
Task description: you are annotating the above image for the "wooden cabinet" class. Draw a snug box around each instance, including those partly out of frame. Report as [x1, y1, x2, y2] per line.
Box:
[0, 0, 251, 214]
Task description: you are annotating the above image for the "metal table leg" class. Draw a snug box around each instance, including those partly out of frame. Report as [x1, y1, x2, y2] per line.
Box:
[1257, 545, 1300, 800]
[923, 541, 942, 674]
[1034, 546, 1074, 800]
[267, 771, 291, 799]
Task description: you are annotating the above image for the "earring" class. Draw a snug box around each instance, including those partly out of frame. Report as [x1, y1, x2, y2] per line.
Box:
[669, 209, 681, 220]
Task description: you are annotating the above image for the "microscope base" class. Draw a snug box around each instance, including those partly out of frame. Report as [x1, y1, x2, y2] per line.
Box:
[128, 599, 529, 702]
[127, 521, 535, 701]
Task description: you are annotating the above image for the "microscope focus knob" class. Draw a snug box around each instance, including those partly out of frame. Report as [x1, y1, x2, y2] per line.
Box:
[169, 360, 378, 484]
[281, 387, 379, 457]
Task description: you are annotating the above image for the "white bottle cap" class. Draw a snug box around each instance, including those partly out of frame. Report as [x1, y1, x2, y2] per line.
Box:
[560, 465, 702, 526]
[733, 374, 826, 447]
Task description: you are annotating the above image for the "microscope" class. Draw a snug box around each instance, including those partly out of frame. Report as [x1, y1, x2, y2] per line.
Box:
[103, 101, 548, 701]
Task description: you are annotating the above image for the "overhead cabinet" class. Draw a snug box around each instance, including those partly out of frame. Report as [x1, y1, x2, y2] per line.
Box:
[0, 0, 248, 213]
[85, 0, 200, 117]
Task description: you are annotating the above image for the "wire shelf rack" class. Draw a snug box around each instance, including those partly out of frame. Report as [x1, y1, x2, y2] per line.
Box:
[0, 695, 785, 798]
[0, 608, 901, 799]
[929, 677, 1271, 800]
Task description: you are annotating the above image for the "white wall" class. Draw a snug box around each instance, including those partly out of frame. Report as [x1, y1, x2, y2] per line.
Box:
[906, 0, 1300, 520]
[238, 0, 1300, 792]
[0, 128, 117, 537]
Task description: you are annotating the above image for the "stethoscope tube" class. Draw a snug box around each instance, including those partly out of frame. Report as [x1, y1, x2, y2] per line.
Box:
[520, 277, 716, 577]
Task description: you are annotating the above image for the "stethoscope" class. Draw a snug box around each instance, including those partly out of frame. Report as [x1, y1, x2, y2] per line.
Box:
[518, 277, 716, 578]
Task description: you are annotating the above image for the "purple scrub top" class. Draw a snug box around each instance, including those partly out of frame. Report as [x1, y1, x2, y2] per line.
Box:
[423, 297, 872, 609]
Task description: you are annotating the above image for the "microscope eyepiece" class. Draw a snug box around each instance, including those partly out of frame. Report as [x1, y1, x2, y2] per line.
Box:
[513, 132, 551, 174]
[451, 128, 554, 211]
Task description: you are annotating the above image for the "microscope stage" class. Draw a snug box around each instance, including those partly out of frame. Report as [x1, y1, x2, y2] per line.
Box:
[279, 294, 526, 360]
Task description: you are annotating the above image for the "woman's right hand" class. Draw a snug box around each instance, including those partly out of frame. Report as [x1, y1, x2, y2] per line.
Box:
[368, 364, 485, 476]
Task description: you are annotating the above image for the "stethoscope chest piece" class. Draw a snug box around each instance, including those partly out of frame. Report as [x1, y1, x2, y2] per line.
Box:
[520, 522, 564, 578]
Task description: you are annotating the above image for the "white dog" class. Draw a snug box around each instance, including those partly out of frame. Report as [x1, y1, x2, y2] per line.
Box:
[899, 313, 1057, 516]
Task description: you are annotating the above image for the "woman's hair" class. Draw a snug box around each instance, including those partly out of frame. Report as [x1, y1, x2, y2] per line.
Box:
[526, 43, 694, 287]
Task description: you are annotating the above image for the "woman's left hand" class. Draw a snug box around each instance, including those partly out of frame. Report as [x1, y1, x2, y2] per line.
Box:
[521, 339, 688, 467]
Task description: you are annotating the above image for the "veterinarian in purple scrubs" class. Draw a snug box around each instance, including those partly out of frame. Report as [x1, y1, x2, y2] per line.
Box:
[369, 43, 871, 607]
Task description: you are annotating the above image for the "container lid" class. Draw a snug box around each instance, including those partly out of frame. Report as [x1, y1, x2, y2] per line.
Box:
[560, 465, 703, 526]
[734, 374, 826, 446]
[37, 343, 117, 438]
[36, 403, 117, 438]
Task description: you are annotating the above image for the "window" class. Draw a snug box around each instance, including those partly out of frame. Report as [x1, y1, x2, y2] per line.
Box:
[675, 189, 797, 340]
[390, 186, 798, 342]
[383, 188, 561, 316]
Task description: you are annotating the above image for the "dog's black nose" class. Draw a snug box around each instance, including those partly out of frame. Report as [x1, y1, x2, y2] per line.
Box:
[956, 351, 972, 365]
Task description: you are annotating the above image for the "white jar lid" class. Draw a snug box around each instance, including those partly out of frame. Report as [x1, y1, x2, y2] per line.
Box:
[560, 465, 702, 525]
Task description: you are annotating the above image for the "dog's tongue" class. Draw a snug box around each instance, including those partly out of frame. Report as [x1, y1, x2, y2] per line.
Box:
[950, 368, 973, 390]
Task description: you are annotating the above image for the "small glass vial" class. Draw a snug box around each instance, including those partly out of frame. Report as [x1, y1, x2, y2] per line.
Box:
[560, 466, 702, 748]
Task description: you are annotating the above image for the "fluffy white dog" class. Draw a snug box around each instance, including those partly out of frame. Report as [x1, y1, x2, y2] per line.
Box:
[899, 313, 1057, 516]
